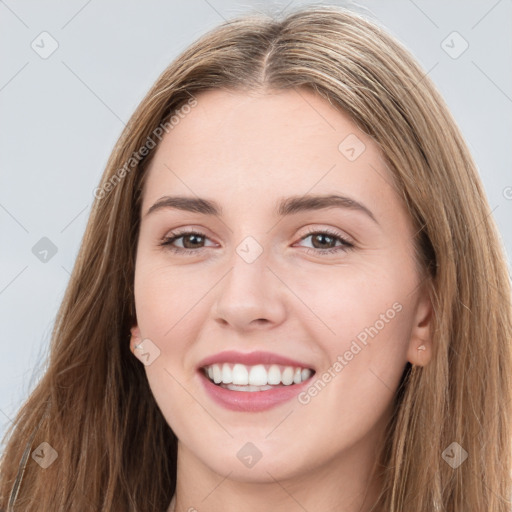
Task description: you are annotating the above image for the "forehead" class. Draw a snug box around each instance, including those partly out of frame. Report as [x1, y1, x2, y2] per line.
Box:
[141, 88, 396, 217]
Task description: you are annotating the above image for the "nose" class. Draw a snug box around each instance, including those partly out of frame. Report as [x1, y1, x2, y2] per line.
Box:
[212, 245, 287, 331]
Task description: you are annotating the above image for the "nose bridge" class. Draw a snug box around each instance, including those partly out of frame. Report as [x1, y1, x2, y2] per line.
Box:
[224, 236, 271, 302]
[213, 233, 286, 327]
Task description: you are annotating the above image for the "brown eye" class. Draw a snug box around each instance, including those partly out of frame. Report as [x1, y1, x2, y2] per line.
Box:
[296, 228, 354, 256]
[178, 233, 205, 249]
[159, 230, 213, 255]
[308, 233, 338, 249]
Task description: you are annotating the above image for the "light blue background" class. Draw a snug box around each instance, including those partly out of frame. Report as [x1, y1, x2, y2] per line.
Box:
[1, 0, 511, 442]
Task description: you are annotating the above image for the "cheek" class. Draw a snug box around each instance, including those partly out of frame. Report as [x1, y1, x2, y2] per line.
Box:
[133, 254, 210, 340]
[298, 261, 415, 388]
[296, 262, 409, 335]
[291, 274, 413, 454]
[133, 258, 209, 434]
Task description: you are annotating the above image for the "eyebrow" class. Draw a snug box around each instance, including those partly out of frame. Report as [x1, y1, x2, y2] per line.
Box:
[144, 194, 378, 224]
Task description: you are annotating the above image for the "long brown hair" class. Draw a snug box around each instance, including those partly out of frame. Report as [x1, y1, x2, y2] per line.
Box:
[1, 5, 511, 511]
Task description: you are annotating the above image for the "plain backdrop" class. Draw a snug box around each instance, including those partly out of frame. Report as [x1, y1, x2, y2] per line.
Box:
[1, 0, 511, 442]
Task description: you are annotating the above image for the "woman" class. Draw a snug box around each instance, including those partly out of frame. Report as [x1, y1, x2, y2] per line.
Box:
[1, 5, 511, 511]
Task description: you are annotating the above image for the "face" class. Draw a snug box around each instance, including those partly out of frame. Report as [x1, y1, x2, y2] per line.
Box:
[132, 88, 432, 484]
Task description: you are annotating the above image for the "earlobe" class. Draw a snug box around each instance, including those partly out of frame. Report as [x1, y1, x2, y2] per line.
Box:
[130, 325, 142, 354]
[407, 287, 434, 367]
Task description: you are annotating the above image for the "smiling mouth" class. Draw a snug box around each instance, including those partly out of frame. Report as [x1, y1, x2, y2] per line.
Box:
[201, 362, 315, 392]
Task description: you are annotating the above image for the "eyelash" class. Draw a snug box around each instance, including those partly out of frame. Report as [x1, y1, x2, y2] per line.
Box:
[158, 227, 354, 257]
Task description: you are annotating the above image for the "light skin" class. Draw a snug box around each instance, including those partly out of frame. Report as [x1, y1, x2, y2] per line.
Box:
[130, 87, 433, 512]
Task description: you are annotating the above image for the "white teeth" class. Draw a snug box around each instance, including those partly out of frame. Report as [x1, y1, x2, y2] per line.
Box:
[232, 364, 249, 385]
[301, 368, 312, 381]
[222, 383, 274, 392]
[212, 365, 222, 384]
[221, 363, 233, 384]
[281, 366, 294, 385]
[203, 362, 314, 387]
[248, 364, 268, 386]
[267, 364, 281, 385]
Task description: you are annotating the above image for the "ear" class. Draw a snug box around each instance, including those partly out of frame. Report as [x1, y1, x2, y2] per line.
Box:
[406, 283, 434, 367]
[129, 324, 142, 353]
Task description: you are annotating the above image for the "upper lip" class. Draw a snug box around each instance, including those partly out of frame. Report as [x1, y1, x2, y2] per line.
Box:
[197, 350, 315, 370]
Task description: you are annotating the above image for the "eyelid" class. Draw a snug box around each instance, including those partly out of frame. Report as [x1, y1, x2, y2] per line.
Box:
[159, 224, 355, 257]
[162, 225, 218, 243]
[162, 225, 354, 244]
[298, 225, 355, 246]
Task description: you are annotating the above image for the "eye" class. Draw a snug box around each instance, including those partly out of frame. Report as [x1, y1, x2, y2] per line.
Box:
[295, 227, 354, 256]
[159, 227, 355, 256]
[159, 230, 214, 255]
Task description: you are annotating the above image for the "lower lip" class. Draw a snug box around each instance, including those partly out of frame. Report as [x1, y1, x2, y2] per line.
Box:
[198, 370, 314, 412]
